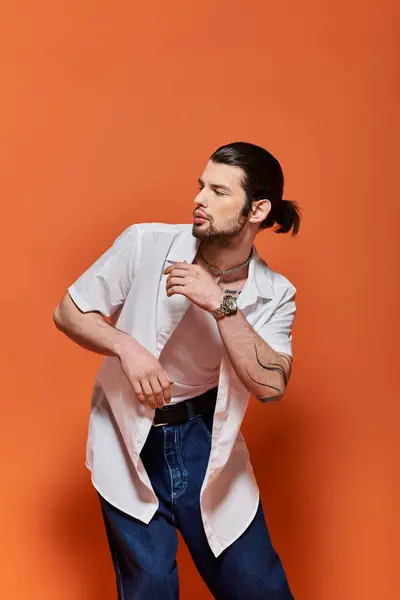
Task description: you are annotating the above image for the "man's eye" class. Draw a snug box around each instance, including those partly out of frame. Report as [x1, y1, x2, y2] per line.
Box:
[197, 186, 223, 196]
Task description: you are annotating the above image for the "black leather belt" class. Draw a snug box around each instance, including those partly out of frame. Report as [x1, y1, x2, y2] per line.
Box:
[153, 386, 218, 427]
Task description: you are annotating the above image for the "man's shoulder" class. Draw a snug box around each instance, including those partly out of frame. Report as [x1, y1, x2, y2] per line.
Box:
[254, 250, 297, 298]
[267, 268, 297, 295]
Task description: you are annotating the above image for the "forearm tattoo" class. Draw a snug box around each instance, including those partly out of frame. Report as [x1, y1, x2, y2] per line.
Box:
[245, 342, 291, 403]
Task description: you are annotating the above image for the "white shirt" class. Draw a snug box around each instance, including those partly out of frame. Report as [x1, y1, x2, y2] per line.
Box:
[158, 302, 224, 404]
[67, 222, 297, 558]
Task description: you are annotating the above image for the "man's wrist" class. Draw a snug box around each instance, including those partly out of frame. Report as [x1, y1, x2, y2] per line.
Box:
[208, 289, 225, 313]
[112, 334, 140, 360]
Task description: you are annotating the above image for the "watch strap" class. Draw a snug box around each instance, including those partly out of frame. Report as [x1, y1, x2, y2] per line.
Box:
[211, 295, 237, 320]
[211, 306, 226, 319]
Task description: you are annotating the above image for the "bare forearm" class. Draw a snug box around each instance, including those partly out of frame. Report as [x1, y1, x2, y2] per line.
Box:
[53, 294, 135, 358]
[216, 308, 290, 402]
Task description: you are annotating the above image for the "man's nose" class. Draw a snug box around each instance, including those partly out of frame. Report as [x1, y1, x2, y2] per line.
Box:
[194, 190, 207, 206]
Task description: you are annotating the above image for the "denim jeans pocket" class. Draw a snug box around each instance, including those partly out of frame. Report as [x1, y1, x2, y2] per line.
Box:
[196, 411, 214, 440]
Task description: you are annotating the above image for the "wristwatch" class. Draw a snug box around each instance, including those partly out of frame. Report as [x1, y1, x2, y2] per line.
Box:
[211, 295, 238, 320]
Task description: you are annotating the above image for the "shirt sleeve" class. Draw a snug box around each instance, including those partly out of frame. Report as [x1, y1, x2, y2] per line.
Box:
[256, 286, 297, 357]
[67, 225, 139, 318]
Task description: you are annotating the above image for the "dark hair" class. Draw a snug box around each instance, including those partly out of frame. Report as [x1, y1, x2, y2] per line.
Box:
[209, 141, 302, 236]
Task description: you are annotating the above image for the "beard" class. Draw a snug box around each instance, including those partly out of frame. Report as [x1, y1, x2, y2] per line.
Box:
[192, 207, 249, 248]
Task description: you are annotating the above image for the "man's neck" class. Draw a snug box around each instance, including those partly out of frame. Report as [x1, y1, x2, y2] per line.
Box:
[193, 252, 249, 288]
[197, 240, 254, 274]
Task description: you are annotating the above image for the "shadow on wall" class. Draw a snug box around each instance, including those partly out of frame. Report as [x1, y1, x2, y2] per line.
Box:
[45, 465, 117, 599]
[244, 386, 329, 600]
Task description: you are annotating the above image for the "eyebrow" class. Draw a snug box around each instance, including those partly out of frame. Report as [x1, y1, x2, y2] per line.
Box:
[198, 177, 231, 192]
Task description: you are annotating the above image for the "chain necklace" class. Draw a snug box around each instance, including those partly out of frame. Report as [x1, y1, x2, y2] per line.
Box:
[198, 247, 252, 276]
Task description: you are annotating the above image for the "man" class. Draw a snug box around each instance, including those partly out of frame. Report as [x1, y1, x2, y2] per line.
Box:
[53, 141, 301, 599]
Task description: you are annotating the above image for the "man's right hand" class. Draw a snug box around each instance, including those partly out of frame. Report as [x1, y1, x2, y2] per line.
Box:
[117, 340, 174, 409]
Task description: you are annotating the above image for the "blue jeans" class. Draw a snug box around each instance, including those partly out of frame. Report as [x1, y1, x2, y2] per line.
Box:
[97, 396, 295, 600]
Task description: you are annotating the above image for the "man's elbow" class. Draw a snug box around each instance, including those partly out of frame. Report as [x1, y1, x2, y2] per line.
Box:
[53, 292, 74, 330]
[53, 303, 66, 331]
[254, 387, 285, 403]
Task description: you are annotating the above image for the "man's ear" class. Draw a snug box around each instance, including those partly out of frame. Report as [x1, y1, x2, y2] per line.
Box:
[252, 199, 271, 222]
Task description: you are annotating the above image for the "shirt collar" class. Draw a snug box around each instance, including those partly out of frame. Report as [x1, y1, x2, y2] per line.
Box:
[165, 225, 274, 303]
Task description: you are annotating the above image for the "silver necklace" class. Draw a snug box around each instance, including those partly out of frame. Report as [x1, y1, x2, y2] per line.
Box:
[198, 247, 252, 276]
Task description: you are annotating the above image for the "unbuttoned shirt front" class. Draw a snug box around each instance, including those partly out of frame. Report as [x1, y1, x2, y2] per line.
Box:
[67, 222, 297, 557]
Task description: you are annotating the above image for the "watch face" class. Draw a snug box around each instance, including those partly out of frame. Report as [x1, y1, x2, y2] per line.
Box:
[223, 295, 237, 313]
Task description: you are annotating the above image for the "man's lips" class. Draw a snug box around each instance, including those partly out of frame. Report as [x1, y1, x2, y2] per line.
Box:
[194, 212, 208, 222]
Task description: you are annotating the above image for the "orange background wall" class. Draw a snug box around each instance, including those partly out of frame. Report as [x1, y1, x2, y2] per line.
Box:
[0, 2, 398, 599]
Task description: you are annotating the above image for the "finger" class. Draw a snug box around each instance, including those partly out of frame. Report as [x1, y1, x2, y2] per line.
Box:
[158, 373, 173, 404]
[166, 276, 187, 290]
[167, 285, 188, 297]
[172, 261, 192, 269]
[132, 380, 146, 405]
[149, 376, 165, 409]
[166, 268, 192, 279]
[140, 379, 156, 409]
[163, 262, 192, 274]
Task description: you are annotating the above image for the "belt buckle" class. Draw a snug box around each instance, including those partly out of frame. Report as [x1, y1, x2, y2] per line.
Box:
[152, 401, 189, 427]
[153, 419, 169, 428]
[153, 407, 170, 428]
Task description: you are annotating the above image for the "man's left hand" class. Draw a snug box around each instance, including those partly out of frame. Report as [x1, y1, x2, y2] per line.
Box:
[162, 262, 224, 313]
